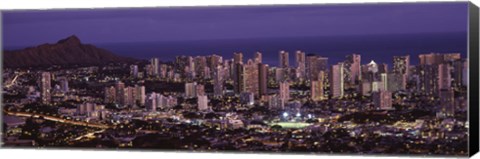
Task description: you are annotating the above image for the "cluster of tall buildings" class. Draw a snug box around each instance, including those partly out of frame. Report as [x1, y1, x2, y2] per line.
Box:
[145, 92, 178, 112]
[36, 50, 467, 118]
[415, 53, 467, 117]
[124, 51, 466, 115]
[104, 81, 145, 108]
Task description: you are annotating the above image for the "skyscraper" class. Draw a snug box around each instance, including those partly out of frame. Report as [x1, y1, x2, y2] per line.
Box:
[213, 65, 225, 97]
[306, 54, 328, 81]
[185, 82, 197, 98]
[275, 67, 285, 83]
[104, 86, 116, 104]
[378, 63, 388, 74]
[279, 50, 289, 68]
[59, 77, 69, 93]
[258, 63, 269, 96]
[279, 81, 290, 102]
[417, 65, 439, 95]
[330, 63, 344, 98]
[194, 56, 207, 79]
[387, 73, 406, 92]
[115, 81, 125, 106]
[344, 54, 361, 85]
[419, 53, 461, 65]
[438, 63, 452, 90]
[372, 90, 393, 110]
[295, 50, 306, 80]
[124, 86, 136, 107]
[233, 63, 245, 94]
[311, 71, 325, 101]
[439, 89, 455, 117]
[244, 59, 259, 96]
[197, 95, 209, 111]
[130, 65, 139, 78]
[452, 59, 467, 87]
[380, 73, 388, 92]
[254, 52, 262, 64]
[151, 58, 159, 76]
[135, 85, 146, 106]
[40, 72, 52, 104]
[234, 52, 244, 64]
[196, 84, 205, 96]
[393, 55, 410, 76]
[146, 93, 157, 112]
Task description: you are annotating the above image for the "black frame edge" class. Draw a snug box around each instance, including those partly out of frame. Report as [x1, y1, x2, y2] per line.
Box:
[469, 1, 480, 157]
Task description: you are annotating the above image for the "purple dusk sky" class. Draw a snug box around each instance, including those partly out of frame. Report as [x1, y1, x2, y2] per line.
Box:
[2, 2, 468, 48]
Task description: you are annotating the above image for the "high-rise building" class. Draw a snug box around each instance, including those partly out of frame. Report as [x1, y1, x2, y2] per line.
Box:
[393, 55, 410, 76]
[344, 54, 361, 85]
[160, 64, 168, 78]
[462, 60, 468, 86]
[268, 94, 284, 110]
[115, 81, 125, 106]
[185, 82, 197, 98]
[438, 63, 452, 90]
[258, 63, 269, 96]
[104, 86, 116, 104]
[279, 50, 289, 68]
[452, 59, 467, 87]
[194, 56, 207, 79]
[77, 103, 96, 115]
[360, 81, 372, 96]
[197, 95, 209, 111]
[378, 63, 388, 74]
[187, 56, 196, 79]
[387, 73, 406, 92]
[330, 63, 344, 98]
[234, 52, 244, 64]
[295, 51, 306, 79]
[417, 65, 439, 95]
[135, 85, 145, 106]
[40, 72, 52, 104]
[124, 87, 136, 107]
[311, 71, 325, 101]
[254, 52, 262, 64]
[439, 89, 455, 117]
[419, 53, 461, 65]
[207, 54, 223, 73]
[151, 58, 159, 76]
[213, 66, 225, 97]
[380, 73, 388, 92]
[275, 67, 285, 83]
[233, 63, 245, 94]
[59, 77, 69, 93]
[130, 65, 139, 78]
[196, 84, 205, 96]
[146, 93, 157, 112]
[372, 90, 393, 110]
[306, 54, 328, 81]
[175, 55, 190, 76]
[279, 81, 290, 101]
[244, 59, 259, 96]
[240, 92, 255, 106]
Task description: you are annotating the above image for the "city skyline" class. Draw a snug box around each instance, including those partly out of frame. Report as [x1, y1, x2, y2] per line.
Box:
[1, 2, 473, 156]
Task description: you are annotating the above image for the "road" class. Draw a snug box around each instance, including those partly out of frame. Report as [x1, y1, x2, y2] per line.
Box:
[4, 111, 112, 129]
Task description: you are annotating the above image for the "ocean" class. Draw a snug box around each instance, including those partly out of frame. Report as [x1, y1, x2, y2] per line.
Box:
[96, 32, 467, 66]
[6, 32, 468, 67]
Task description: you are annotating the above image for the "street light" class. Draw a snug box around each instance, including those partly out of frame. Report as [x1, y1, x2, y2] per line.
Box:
[282, 112, 288, 118]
